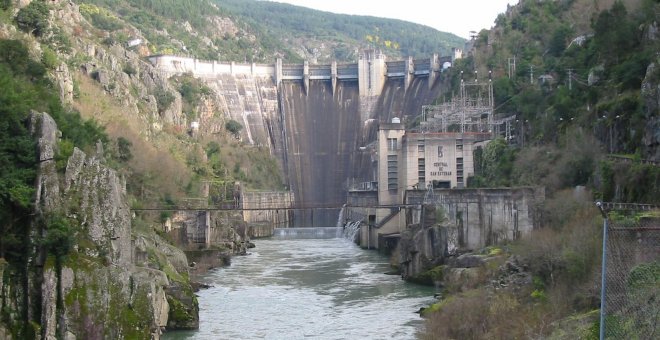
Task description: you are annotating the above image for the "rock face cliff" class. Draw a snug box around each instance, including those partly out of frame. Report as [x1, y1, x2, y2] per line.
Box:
[397, 205, 450, 283]
[0, 112, 198, 339]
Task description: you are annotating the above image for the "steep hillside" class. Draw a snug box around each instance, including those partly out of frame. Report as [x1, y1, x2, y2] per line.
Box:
[74, 0, 464, 63]
[451, 0, 660, 203]
[417, 0, 659, 338]
[0, 0, 275, 337]
[214, 0, 466, 62]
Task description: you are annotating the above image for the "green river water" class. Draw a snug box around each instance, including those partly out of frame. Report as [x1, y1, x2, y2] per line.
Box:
[164, 236, 436, 340]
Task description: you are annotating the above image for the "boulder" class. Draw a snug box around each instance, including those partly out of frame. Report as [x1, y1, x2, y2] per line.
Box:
[448, 254, 487, 268]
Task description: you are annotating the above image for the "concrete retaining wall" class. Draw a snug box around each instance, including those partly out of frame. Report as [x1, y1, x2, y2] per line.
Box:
[241, 191, 294, 233]
[344, 187, 544, 251]
[405, 187, 544, 250]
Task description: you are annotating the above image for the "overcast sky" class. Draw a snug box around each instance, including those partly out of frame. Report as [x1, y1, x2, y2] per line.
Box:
[268, 0, 519, 39]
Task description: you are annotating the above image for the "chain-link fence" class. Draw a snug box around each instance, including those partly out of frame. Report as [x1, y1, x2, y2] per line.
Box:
[602, 214, 659, 339]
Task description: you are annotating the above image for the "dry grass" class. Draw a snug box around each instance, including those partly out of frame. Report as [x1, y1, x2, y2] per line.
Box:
[423, 189, 602, 339]
[73, 73, 192, 202]
[423, 289, 544, 340]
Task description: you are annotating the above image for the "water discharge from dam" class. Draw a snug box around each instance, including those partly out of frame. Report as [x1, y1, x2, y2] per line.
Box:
[163, 236, 435, 340]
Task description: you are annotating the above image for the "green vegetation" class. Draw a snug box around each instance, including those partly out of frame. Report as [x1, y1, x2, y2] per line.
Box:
[458, 0, 659, 203]
[423, 1, 659, 337]
[0, 37, 111, 337]
[0, 38, 103, 259]
[424, 192, 602, 338]
[174, 74, 211, 119]
[15, 0, 50, 37]
[224, 119, 242, 137]
[154, 87, 175, 113]
[410, 265, 445, 286]
[77, 0, 463, 62]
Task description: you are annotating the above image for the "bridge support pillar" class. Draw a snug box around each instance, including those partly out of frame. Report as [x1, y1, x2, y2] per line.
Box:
[404, 56, 414, 93]
[331, 61, 337, 96]
[303, 60, 309, 96]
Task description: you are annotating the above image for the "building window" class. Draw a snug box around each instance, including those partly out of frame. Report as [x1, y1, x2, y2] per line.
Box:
[387, 155, 397, 190]
[456, 156, 464, 184]
[418, 158, 425, 186]
[418, 142, 425, 154]
[387, 138, 398, 151]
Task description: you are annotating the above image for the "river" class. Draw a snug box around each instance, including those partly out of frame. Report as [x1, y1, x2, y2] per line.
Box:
[164, 235, 436, 340]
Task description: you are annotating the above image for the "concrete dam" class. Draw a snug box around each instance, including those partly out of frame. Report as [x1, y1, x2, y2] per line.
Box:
[149, 52, 450, 227]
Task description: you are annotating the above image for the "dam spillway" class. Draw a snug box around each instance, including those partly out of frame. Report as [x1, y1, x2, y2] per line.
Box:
[280, 80, 367, 227]
[149, 53, 451, 227]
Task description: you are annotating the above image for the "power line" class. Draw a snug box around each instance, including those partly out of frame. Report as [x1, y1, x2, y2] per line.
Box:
[131, 203, 420, 212]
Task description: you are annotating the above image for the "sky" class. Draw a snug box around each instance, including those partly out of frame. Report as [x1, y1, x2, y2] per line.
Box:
[268, 0, 519, 39]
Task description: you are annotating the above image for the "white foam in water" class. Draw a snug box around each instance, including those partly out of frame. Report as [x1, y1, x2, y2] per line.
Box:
[273, 227, 343, 239]
[335, 205, 346, 237]
[342, 221, 361, 242]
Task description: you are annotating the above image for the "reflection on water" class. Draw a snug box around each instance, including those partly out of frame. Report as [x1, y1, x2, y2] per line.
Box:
[164, 238, 435, 340]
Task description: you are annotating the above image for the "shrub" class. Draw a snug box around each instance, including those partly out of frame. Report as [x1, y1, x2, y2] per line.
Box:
[225, 119, 243, 136]
[55, 139, 74, 173]
[155, 88, 175, 113]
[42, 215, 74, 259]
[116, 137, 133, 163]
[15, 0, 50, 37]
[41, 47, 59, 70]
[122, 63, 137, 76]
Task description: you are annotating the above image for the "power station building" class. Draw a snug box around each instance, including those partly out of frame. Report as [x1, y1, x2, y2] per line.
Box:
[343, 78, 539, 251]
[377, 118, 487, 208]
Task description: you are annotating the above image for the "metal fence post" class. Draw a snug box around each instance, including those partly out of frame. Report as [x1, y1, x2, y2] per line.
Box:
[597, 202, 608, 340]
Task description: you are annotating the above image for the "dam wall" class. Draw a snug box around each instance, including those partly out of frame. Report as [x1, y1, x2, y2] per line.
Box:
[149, 53, 451, 228]
[280, 80, 366, 227]
[148, 52, 444, 98]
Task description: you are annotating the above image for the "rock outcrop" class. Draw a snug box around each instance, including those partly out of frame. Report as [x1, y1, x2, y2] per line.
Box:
[642, 59, 660, 161]
[397, 205, 450, 284]
[0, 112, 200, 339]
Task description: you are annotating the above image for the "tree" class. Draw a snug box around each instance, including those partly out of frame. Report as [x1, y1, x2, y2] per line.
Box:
[0, 66, 36, 258]
[117, 137, 133, 163]
[225, 119, 243, 137]
[15, 0, 50, 37]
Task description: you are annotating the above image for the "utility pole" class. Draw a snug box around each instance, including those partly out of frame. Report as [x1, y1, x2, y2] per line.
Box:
[567, 69, 573, 90]
[507, 56, 516, 79]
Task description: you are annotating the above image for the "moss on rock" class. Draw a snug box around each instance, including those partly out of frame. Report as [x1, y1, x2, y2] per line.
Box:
[409, 265, 447, 286]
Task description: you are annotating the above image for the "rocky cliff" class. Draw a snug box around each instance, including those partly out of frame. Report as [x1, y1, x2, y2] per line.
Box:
[0, 112, 198, 339]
